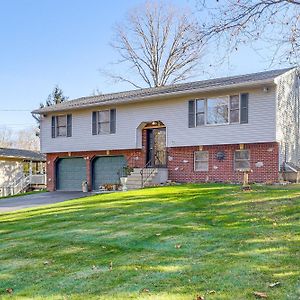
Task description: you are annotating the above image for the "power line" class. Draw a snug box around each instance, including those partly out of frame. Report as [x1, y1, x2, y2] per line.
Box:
[0, 109, 32, 112]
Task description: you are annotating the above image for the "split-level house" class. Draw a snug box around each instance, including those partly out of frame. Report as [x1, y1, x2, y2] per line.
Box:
[33, 68, 300, 191]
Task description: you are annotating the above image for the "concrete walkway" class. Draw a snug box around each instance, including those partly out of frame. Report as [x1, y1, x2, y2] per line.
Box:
[0, 191, 91, 213]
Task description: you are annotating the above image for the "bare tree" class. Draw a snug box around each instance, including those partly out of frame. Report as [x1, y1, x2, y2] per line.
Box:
[14, 127, 40, 151]
[106, 1, 205, 88]
[197, 0, 300, 66]
[0, 127, 13, 148]
[0, 126, 39, 150]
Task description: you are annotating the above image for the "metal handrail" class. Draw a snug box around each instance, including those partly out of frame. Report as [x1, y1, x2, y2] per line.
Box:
[140, 160, 156, 188]
[140, 150, 167, 187]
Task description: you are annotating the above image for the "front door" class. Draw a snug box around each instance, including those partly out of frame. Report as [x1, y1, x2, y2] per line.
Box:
[146, 128, 166, 167]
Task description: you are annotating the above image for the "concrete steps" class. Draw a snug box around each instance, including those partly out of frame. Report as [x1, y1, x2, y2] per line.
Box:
[126, 168, 158, 190]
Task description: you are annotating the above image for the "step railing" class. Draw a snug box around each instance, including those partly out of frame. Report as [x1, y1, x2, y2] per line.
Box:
[140, 150, 167, 188]
[0, 174, 46, 197]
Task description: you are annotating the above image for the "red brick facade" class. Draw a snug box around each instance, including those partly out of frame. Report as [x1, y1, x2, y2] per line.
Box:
[167, 142, 279, 183]
[46, 142, 279, 191]
[46, 149, 144, 191]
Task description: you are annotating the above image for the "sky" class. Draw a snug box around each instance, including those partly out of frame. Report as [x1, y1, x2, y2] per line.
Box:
[0, 0, 290, 133]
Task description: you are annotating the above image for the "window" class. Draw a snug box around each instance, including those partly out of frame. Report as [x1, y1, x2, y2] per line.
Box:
[207, 97, 229, 125]
[194, 151, 209, 171]
[56, 115, 67, 137]
[188, 93, 248, 128]
[98, 110, 110, 134]
[92, 109, 116, 135]
[196, 99, 205, 126]
[230, 95, 240, 123]
[234, 150, 250, 171]
[51, 115, 72, 138]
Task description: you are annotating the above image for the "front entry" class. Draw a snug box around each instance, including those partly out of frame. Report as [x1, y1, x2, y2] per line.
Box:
[146, 128, 166, 167]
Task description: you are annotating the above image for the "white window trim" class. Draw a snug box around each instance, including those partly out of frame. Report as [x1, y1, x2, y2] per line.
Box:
[194, 94, 244, 127]
[56, 115, 67, 137]
[97, 110, 110, 135]
[194, 151, 209, 172]
[229, 94, 240, 124]
[234, 149, 250, 171]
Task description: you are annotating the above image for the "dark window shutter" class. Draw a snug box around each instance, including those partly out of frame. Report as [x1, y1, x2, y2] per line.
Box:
[110, 109, 116, 134]
[240, 93, 249, 124]
[92, 111, 97, 135]
[67, 114, 72, 137]
[188, 100, 196, 128]
[51, 116, 56, 138]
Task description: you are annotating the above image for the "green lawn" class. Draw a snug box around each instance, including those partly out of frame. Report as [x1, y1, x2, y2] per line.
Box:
[0, 184, 299, 300]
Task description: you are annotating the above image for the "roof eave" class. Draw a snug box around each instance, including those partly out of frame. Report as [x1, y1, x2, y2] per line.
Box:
[32, 78, 276, 115]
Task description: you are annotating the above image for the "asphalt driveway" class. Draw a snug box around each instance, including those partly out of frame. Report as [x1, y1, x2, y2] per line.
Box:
[0, 192, 92, 213]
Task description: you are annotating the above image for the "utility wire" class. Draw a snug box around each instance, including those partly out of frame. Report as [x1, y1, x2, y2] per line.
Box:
[0, 109, 32, 112]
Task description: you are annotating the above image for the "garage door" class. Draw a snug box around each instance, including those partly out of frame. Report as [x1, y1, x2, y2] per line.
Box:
[56, 158, 86, 191]
[92, 156, 126, 190]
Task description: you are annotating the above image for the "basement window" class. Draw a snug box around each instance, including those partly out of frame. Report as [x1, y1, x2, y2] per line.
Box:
[234, 150, 250, 171]
[194, 151, 209, 171]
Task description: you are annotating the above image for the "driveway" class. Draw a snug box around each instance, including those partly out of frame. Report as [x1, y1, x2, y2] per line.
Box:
[0, 192, 92, 213]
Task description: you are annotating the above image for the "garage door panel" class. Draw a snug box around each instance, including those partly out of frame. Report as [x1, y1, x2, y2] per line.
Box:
[56, 158, 86, 191]
[92, 156, 126, 190]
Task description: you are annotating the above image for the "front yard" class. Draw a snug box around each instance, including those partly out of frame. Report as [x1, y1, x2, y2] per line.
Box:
[0, 184, 299, 299]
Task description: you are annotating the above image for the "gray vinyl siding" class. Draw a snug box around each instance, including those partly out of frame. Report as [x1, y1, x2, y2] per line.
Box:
[40, 87, 277, 153]
[275, 69, 300, 167]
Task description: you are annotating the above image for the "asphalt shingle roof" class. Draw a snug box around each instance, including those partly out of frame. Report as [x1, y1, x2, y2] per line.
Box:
[33, 67, 294, 114]
[0, 148, 46, 161]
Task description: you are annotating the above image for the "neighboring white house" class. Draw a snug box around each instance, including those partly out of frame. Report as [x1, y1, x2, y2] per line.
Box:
[32, 68, 300, 191]
[0, 148, 46, 196]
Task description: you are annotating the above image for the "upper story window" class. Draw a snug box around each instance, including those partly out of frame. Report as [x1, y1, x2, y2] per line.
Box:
[98, 110, 110, 134]
[188, 93, 248, 128]
[56, 115, 67, 136]
[92, 109, 116, 135]
[51, 115, 72, 138]
[207, 97, 229, 125]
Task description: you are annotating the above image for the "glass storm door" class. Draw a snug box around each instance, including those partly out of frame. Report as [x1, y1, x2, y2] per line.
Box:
[146, 128, 166, 167]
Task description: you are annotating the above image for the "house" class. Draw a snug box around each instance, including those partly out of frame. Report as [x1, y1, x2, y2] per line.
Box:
[32, 68, 300, 191]
[0, 148, 46, 196]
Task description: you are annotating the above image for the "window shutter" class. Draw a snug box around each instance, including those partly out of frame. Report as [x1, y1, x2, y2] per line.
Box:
[188, 100, 195, 128]
[240, 93, 249, 124]
[51, 116, 56, 138]
[92, 112, 97, 135]
[110, 109, 116, 134]
[67, 114, 72, 137]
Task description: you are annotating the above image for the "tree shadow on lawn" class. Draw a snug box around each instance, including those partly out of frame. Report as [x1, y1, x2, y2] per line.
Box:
[0, 184, 299, 299]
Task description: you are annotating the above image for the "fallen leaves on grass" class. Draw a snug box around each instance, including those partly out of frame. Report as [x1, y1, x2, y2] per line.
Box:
[253, 291, 268, 298]
[269, 282, 280, 288]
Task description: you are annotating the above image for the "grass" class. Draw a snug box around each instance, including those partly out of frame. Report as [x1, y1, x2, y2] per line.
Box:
[0, 189, 47, 200]
[0, 184, 299, 300]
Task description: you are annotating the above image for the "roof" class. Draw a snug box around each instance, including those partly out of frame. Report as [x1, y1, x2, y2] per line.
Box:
[0, 148, 46, 161]
[33, 67, 294, 114]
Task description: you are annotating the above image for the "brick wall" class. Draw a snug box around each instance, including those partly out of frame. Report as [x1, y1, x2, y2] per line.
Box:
[46, 142, 279, 191]
[167, 142, 279, 183]
[46, 149, 144, 191]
